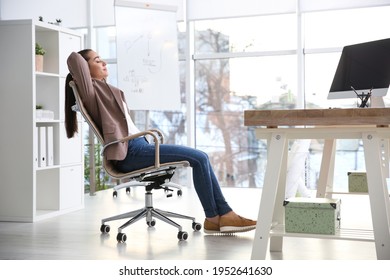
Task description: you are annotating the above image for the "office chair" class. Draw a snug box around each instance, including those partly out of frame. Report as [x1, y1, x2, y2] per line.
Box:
[69, 81, 202, 242]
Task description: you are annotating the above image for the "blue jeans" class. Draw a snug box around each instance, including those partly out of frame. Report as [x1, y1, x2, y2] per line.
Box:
[116, 137, 232, 218]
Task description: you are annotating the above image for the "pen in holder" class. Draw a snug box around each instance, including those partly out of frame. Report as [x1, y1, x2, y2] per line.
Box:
[352, 86, 373, 108]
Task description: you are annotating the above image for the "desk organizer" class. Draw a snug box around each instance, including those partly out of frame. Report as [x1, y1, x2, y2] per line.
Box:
[348, 172, 368, 193]
[284, 197, 341, 234]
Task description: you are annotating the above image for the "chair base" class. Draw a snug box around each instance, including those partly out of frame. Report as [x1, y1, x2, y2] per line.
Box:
[100, 190, 202, 242]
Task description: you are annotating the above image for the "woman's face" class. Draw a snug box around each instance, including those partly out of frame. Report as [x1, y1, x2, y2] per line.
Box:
[87, 50, 108, 80]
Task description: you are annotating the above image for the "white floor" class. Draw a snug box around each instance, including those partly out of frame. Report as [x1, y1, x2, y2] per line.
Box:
[0, 186, 382, 260]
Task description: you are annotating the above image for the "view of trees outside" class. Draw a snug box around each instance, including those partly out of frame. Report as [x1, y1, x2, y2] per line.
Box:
[84, 5, 390, 193]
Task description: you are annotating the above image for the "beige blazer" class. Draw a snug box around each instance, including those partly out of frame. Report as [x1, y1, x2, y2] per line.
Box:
[67, 52, 129, 161]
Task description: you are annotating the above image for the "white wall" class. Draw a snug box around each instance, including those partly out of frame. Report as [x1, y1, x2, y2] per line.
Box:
[0, 0, 89, 27]
[299, 0, 390, 12]
[187, 0, 390, 20]
[0, 0, 184, 28]
[2, 0, 390, 27]
[187, 0, 296, 20]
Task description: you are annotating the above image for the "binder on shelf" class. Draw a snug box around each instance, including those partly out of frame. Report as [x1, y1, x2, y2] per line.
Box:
[34, 127, 39, 168]
[38, 126, 47, 167]
[46, 126, 54, 166]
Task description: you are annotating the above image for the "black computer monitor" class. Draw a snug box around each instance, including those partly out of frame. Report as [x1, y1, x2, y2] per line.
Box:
[328, 38, 390, 105]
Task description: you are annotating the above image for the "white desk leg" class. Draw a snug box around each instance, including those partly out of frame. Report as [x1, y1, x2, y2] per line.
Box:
[251, 132, 287, 260]
[317, 139, 336, 198]
[362, 132, 390, 260]
[270, 137, 288, 252]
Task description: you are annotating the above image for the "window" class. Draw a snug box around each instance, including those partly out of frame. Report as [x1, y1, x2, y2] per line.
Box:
[195, 14, 297, 53]
[79, 5, 390, 193]
[304, 52, 344, 108]
[304, 6, 390, 49]
[192, 6, 390, 190]
[194, 15, 297, 188]
[304, 6, 390, 109]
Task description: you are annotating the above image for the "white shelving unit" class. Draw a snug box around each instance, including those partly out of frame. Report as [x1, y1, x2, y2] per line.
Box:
[0, 19, 84, 222]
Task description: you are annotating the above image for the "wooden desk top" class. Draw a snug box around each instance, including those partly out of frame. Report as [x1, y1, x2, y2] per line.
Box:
[244, 108, 390, 127]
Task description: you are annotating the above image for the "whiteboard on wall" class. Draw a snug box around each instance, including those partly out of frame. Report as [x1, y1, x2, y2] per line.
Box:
[115, 0, 181, 110]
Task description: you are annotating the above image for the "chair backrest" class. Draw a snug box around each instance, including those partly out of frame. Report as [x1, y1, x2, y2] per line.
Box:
[69, 81, 105, 145]
[69, 80, 122, 178]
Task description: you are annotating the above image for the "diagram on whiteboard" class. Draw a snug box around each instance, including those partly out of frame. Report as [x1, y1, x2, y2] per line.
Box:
[115, 4, 181, 110]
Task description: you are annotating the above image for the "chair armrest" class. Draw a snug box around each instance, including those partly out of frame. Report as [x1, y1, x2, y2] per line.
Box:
[147, 129, 165, 144]
[102, 130, 162, 168]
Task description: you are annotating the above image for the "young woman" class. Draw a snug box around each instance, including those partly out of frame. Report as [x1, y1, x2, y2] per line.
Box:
[65, 49, 256, 234]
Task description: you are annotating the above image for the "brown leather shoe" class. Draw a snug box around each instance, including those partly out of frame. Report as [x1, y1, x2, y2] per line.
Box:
[203, 219, 220, 234]
[219, 215, 256, 233]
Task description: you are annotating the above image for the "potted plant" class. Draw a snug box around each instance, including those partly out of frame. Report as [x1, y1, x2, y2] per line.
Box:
[35, 43, 46, 72]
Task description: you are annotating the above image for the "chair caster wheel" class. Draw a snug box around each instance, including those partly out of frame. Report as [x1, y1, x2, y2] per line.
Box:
[100, 224, 110, 233]
[117, 232, 127, 243]
[113, 191, 118, 198]
[147, 219, 156, 227]
[177, 189, 183, 196]
[192, 222, 202, 231]
[177, 231, 188, 241]
[126, 187, 130, 194]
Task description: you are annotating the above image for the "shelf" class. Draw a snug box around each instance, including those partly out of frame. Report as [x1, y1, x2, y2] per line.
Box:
[35, 205, 84, 222]
[36, 71, 60, 77]
[36, 165, 61, 171]
[36, 119, 60, 124]
[327, 191, 368, 195]
[326, 191, 389, 196]
[270, 223, 374, 242]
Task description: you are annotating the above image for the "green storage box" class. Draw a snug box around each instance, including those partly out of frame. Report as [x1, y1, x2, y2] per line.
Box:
[348, 171, 368, 193]
[284, 197, 341, 235]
